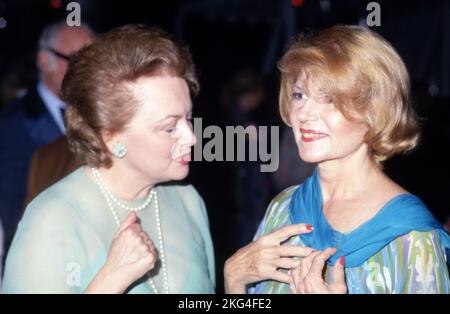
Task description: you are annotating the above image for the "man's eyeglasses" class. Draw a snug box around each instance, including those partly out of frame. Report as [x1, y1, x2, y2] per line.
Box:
[44, 47, 74, 62]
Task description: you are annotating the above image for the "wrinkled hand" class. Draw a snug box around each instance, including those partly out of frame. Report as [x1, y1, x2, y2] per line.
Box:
[105, 212, 157, 282]
[85, 212, 157, 293]
[289, 247, 347, 294]
[225, 224, 315, 293]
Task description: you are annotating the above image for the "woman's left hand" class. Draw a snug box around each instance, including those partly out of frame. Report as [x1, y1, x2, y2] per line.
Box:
[289, 247, 347, 294]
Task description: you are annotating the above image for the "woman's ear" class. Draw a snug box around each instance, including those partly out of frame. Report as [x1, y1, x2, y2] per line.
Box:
[101, 130, 116, 153]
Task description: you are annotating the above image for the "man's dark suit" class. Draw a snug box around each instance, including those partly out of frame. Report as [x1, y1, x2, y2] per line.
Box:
[0, 85, 62, 261]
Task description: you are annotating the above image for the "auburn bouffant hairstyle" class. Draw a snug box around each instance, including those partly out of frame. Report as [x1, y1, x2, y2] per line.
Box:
[62, 24, 199, 167]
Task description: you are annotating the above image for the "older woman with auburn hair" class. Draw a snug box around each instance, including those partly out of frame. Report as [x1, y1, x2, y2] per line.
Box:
[3, 25, 215, 293]
[225, 25, 450, 294]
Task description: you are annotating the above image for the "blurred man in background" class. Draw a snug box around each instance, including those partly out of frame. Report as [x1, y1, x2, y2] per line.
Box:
[0, 20, 93, 264]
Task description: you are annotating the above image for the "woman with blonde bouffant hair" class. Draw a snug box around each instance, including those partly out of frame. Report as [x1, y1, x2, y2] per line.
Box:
[225, 25, 450, 294]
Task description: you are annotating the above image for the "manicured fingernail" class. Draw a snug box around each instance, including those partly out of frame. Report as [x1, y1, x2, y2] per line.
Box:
[339, 256, 345, 266]
[306, 224, 314, 231]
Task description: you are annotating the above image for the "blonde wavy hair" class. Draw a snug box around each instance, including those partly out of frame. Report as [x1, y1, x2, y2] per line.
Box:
[279, 25, 420, 165]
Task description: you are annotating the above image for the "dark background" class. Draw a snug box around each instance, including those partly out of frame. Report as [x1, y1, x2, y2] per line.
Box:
[1, 0, 449, 292]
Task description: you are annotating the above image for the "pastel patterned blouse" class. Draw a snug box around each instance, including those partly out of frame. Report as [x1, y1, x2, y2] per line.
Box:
[248, 186, 450, 294]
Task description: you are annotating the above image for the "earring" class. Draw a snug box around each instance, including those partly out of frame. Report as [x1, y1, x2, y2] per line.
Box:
[112, 143, 127, 158]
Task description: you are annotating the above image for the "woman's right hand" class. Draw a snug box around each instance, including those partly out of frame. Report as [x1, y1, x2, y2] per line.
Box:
[85, 212, 157, 293]
[224, 223, 315, 294]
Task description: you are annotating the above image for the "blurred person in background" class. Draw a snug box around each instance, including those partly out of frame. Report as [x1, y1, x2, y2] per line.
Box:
[0, 21, 93, 260]
[23, 135, 80, 208]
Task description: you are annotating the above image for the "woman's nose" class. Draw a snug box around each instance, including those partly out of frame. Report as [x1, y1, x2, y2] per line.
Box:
[189, 129, 197, 146]
[180, 124, 197, 147]
[296, 98, 318, 123]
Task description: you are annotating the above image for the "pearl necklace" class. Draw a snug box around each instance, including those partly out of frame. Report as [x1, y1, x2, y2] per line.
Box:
[91, 167, 169, 294]
[91, 167, 154, 212]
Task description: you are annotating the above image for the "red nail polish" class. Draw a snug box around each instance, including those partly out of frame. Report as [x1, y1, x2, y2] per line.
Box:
[339, 256, 345, 266]
[306, 224, 313, 231]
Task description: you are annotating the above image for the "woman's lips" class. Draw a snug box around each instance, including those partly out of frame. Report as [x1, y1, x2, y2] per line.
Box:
[300, 128, 328, 142]
[178, 153, 191, 165]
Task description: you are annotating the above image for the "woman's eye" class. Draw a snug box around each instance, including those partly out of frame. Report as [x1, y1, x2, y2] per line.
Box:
[324, 95, 333, 104]
[165, 125, 176, 133]
[292, 92, 306, 101]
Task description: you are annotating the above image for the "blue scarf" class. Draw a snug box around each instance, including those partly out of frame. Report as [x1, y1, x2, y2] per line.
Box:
[289, 168, 450, 267]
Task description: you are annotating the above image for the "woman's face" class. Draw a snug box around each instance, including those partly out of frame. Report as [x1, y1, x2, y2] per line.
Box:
[289, 77, 369, 164]
[113, 75, 196, 184]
